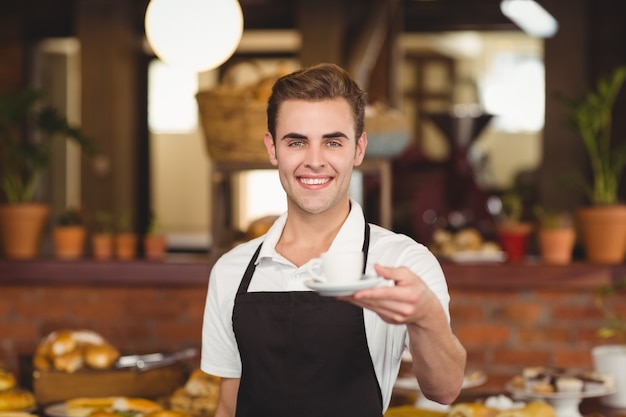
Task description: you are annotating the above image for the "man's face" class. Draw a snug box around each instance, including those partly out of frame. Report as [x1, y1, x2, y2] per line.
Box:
[264, 98, 367, 216]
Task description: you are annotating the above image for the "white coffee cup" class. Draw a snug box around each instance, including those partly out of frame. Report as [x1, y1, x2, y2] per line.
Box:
[306, 251, 364, 284]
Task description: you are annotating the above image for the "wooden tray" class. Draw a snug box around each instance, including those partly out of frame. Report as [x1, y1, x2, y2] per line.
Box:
[33, 363, 187, 405]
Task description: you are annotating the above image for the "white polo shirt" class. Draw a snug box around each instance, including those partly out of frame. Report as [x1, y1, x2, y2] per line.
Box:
[201, 200, 450, 411]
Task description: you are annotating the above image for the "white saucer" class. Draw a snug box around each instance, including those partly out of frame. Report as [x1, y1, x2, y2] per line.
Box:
[304, 275, 385, 296]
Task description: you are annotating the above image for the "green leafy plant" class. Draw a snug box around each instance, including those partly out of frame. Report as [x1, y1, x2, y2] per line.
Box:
[499, 189, 524, 224]
[560, 66, 626, 205]
[57, 207, 84, 226]
[93, 210, 114, 234]
[0, 87, 95, 203]
[533, 206, 573, 229]
[117, 211, 134, 234]
[595, 277, 626, 343]
[146, 210, 162, 235]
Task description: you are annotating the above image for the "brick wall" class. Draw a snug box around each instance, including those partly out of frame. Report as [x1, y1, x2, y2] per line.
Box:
[0, 284, 208, 380]
[1, 274, 624, 394]
[450, 287, 626, 391]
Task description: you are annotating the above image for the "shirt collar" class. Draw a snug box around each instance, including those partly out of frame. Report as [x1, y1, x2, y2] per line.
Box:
[257, 198, 366, 264]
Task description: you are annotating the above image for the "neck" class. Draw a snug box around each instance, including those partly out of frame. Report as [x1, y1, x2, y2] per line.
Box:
[275, 199, 351, 266]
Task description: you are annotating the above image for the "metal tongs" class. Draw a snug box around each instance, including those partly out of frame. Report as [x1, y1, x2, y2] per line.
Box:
[115, 347, 198, 371]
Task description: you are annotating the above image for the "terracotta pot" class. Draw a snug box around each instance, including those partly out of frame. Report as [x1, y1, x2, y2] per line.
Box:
[53, 226, 86, 260]
[496, 222, 533, 262]
[144, 234, 166, 261]
[92, 233, 113, 260]
[537, 227, 576, 265]
[577, 205, 626, 264]
[115, 233, 137, 260]
[0, 203, 49, 259]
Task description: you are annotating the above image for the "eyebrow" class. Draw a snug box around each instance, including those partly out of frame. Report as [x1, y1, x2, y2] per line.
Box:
[280, 131, 349, 140]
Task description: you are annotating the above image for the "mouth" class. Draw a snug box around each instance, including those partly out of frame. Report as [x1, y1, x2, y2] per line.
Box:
[298, 176, 331, 186]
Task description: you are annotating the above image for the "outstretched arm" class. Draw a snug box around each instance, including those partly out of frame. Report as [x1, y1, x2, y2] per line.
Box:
[340, 264, 466, 404]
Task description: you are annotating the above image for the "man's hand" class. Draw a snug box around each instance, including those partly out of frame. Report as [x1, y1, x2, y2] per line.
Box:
[338, 264, 440, 326]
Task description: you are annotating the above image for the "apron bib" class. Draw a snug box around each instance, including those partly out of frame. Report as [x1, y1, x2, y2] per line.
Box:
[232, 223, 383, 417]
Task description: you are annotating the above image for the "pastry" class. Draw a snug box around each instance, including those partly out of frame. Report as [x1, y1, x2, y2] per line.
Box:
[531, 382, 555, 394]
[34, 329, 119, 372]
[449, 403, 499, 417]
[496, 401, 555, 417]
[84, 344, 120, 370]
[555, 376, 583, 393]
[65, 397, 118, 417]
[0, 390, 36, 412]
[169, 370, 220, 416]
[0, 371, 16, 392]
[580, 371, 616, 393]
[516, 367, 615, 394]
[53, 350, 84, 373]
[111, 397, 162, 414]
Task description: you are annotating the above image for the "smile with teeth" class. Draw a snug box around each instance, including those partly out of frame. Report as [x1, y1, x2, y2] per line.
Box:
[300, 177, 330, 185]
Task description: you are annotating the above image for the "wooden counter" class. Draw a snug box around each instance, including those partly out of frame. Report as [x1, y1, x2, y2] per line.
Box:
[2, 257, 624, 289]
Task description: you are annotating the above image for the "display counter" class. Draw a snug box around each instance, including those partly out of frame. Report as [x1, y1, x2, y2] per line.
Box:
[1, 257, 623, 289]
[1, 258, 625, 391]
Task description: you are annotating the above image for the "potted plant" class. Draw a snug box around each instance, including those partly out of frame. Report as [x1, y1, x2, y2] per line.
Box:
[91, 210, 114, 261]
[533, 206, 576, 265]
[495, 188, 533, 262]
[592, 278, 626, 407]
[143, 210, 166, 261]
[0, 87, 94, 259]
[561, 65, 626, 264]
[114, 211, 137, 260]
[53, 207, 86, 260]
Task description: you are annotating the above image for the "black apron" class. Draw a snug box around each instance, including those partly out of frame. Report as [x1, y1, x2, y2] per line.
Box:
[232, 223, 383, 417]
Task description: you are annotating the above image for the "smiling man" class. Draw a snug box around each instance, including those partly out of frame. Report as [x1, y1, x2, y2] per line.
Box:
[201, 63, 466, 417]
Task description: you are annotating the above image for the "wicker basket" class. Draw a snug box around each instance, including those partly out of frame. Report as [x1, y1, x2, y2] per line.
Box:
[196, 85, 269, 163]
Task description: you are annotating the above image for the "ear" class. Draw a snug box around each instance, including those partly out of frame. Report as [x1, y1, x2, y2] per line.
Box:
[264, 132, 278, 166]
[354, 132, 367, 166]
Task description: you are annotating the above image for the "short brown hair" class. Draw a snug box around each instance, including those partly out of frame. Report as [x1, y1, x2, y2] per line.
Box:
[266, 63, 366, 142]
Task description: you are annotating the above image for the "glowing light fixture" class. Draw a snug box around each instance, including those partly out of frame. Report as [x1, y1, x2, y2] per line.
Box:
[500, 0, 558, 38]
[145, 0, 244, 72]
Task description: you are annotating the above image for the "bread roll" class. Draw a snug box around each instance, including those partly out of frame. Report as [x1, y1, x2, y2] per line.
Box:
[453, 228, 483, 251]
[0, 390, 36, 412]
[32, 354, 51, 372]
[35, 329, 118, 372]
[65, 396, 118, 417]
[184, 370, 219, 397]
[53, 350, 84, 373]
[170, 370, 220, 415]
[112, 397, 162, 413]
[50, 331, 77, 357]
[0, 371, 16, 392]
[84, 344, 120, 370]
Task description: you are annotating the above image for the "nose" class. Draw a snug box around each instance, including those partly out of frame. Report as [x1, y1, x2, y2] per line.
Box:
[304, 143, 325, 170]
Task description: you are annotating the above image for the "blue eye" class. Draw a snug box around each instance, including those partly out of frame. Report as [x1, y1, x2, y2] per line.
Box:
[288, 140, 305, 147]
